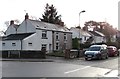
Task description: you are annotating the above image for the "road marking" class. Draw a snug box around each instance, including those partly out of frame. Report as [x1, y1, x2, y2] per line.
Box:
[64, 66, 90, 74]
[104, 70, 118, 77]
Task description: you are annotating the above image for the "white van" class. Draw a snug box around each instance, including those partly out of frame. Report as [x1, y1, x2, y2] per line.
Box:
[84, 45, 108, 60]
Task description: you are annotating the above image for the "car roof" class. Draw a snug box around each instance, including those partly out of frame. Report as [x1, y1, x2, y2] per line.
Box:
[90, 45, 107, 47]
[107, 46, 116, 48]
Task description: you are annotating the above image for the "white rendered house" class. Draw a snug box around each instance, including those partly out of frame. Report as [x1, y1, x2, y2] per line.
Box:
[1, 13, 72, 58]
[70, 27, 91, 44]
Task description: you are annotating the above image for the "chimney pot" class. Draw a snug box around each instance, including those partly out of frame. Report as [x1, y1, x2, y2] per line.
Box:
[60, 22, 64, 26]
[25, 13, 29, 20]
[10, 20, 14, 25]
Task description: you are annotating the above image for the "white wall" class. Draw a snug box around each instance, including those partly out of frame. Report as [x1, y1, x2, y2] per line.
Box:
[81, 36, 90, 44]
[5, 25, 16, 36]
[70, 28, 91, 44]
[22, 30, 52, 52]
[72, 30, 79, 38]
[2, 40, 21, 50]
[17, 20, 36, 33]
[92, 36, 104, 44]
[0, 40, 2, 51]
[111, 35, 116, 42]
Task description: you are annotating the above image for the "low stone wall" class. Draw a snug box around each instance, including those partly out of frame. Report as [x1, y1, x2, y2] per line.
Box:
[64, 49, 85, 59]
[1, 50, 46, 59]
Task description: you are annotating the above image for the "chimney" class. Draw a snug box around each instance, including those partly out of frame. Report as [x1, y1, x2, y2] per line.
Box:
[60, 22, 64, 27]
[25, 13, 29, 20]
[10, 20, 14, 25]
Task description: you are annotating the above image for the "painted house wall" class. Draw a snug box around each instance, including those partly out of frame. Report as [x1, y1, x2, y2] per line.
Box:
[111, 35, 116, 42]
[81, 35, 91, 44]
[0, 40, 2, 50]
[59, 32, 67, 50]
[70, 28, 91, 44]
[2, 40, 21, 50]
[53, 31, 72, 51]
[92, 36, 104, 44]
[17, 20, 36, 33]
[66, 33, 72, 49]
[22, 30, 52, 52]
[5, 25, 16, 36]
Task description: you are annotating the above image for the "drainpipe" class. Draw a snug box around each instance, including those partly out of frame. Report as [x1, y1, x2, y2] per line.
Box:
[52, 31, 54, 52]
[19, 40, 22, 58]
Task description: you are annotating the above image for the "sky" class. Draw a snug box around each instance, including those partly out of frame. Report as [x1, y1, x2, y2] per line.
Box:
[0, 0, 119, 31]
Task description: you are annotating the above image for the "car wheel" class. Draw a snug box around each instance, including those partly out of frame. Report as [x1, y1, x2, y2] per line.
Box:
[117, 53, 119, 56]
[85, 58, 88, 61]
[98, 56, 102, 60]
[114, 53, 118, 57]
[106, 54, 108, 59]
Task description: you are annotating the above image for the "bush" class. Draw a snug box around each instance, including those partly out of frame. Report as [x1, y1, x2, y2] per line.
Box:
[72, 38, 79, 49]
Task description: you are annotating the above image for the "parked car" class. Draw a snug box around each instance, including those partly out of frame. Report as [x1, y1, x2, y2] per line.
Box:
[84, 45, 108, 60]
[107, 46, 119, 57]
[118, 49, 120, 56]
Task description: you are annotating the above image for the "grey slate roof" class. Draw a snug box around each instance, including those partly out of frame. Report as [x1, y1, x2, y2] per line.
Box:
[29, 20, 71, 33]
[2, 33, 34, 40]
[70, 27, 91, 36]
[89, 31, 104, 37]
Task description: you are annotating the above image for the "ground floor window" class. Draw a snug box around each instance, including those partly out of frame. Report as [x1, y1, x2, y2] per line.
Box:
[56, 43, 59, 50]
[41, 44, 47, 50]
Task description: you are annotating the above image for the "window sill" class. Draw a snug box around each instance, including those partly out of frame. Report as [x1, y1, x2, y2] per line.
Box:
[41, 37, 48, 39]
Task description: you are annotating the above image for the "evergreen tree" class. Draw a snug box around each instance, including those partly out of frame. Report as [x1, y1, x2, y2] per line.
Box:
[40, 3, 63, 26]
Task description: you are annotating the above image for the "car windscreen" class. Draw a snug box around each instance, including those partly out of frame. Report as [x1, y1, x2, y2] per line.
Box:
[88, 47, 101, 51]
[107, 48, 113, 50]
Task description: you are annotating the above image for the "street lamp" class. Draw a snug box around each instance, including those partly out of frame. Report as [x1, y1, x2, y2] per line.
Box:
[79, 10, 86, 28]
[78, 10, 85, 57]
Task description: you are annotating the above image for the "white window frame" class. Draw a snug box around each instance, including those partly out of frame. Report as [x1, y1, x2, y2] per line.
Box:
[56, 42, 59, 50]
[42, 30, 47, 39]
[28, 43, 32, 46]
[2, 43, 5, 46]
[56, 32, 59, 41]
[12, 43, 16, 46]
[41, 44, 47, 50]
[64, 33, 67, 41]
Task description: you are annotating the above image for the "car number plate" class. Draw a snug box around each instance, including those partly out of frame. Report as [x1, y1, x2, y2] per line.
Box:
[87, 55, 92, 57]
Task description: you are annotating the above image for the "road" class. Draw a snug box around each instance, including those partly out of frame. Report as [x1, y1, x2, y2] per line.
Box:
[0, 56, 119, 78]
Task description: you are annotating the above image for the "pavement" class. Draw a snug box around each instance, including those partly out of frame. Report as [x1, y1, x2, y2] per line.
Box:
[0, 56, 84, 62]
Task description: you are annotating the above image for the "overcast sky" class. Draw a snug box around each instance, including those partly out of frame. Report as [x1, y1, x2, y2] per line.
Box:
[0, 0, 119, 31]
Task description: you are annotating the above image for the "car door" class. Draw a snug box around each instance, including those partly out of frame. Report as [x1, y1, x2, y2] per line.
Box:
[100, 47, 106, 58]
[102, 46, 108, 58]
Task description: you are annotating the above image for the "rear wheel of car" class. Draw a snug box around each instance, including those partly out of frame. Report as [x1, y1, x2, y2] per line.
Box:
[98, 56, 102, 60]
[117, 53, 119, 56]
[85, 58, 91, 61]
[114, 53, 118, 57]
[85, 58, 88, 61]
[106, 54, 108, 59]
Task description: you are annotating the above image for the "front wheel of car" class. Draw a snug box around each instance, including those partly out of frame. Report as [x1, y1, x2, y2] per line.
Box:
[106, 54, 108, 59]
[85, 58, 88, 61]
